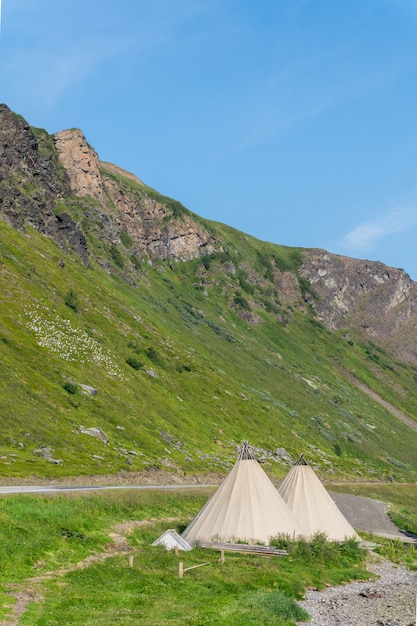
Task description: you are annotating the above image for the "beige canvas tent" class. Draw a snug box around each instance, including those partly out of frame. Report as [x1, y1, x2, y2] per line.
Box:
[278, 454, 360, 541]
[181, 442, 305, 546]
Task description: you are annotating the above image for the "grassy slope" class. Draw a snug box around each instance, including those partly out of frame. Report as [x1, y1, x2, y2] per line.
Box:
[2, 171, 417, 482]
[0, 490, 369, 626]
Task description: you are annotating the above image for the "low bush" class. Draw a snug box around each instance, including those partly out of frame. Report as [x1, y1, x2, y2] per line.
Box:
[64, 288, 79, 312]
[126, 356, 143, 370]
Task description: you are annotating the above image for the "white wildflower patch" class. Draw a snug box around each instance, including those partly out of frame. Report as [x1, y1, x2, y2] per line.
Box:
[25, 305, 124, 379]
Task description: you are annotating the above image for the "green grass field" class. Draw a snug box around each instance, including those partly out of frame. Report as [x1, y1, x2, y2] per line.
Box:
[3, 484, 416, 625]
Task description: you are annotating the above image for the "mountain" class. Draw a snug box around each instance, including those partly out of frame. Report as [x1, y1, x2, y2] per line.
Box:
[1, 103, 417, 484]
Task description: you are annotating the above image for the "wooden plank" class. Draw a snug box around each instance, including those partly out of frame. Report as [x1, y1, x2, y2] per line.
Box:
[179, 560, 210, 577]
[198, 541, 288, 556]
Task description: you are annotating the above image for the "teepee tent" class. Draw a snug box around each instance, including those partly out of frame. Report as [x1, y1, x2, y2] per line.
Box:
[182, 442, 305, 546]
[278, 454, 360, 541]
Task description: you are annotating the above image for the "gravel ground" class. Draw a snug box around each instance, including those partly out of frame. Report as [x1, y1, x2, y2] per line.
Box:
[296, 557, 417, 626]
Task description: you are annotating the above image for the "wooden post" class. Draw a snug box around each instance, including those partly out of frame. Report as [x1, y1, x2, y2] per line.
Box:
[128, 555, 134, 568]
[219, 550, 225, 563]
[174, 545, 179, 557]
[178, 561, 184, 578]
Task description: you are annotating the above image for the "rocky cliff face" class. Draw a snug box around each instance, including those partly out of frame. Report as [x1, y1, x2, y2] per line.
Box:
[54, 129, 104, 201]
[0, 104, 89, 261]
[301, 249, 417, 364]
[53, 123, 216, 261]
[0, 104, 215, 263]
[99, 167, 216, 261]
[0, 105, 56, 226]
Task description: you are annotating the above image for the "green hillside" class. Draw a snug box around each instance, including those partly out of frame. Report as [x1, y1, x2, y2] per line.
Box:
[1, 117, 417, 483]
[1, 220, 417, 483]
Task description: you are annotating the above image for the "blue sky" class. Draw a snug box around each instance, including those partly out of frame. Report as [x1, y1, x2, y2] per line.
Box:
[1, 1, 417, 278]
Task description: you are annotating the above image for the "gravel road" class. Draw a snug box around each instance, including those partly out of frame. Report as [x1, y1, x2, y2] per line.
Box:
[330, 492, 414, 540]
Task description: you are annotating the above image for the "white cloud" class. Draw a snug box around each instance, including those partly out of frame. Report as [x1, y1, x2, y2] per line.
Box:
[342, 208, 417, 254]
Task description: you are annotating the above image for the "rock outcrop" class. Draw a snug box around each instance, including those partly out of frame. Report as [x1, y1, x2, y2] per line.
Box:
[100, 167, 216, 261]
[53, 122, 216, 261]
[0, 105, 216, 263]
[0, 104, 89, 261]
[301, 249, 417, 363]
[0, 104, 61, 231]
[54, 129, 103, 202]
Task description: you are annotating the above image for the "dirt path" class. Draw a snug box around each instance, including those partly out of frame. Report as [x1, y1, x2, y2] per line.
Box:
[0, 518, 177, 626]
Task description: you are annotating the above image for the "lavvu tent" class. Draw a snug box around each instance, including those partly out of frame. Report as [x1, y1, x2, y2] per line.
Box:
[278, 454, 360, 541]
[182, 442, 305, 546]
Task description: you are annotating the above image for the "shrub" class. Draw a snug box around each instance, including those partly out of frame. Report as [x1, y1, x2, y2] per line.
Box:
[233, 292, 251, 311]
[310, 532, 336, 561]
[340, 536, 363, 560]
[145, 346, 162, 365]
[236, 269, 255, 294]
[63, 381, 78, 394]
[110, 245, 124, 269]
[126, 357, 143, 370]
[256, 251, 275, 281]
[202, 255, 211, 271]
[176, 363, 192, 373]
[298, 276, 318, 300]
[120, 230, 133, 248]
[334, 442, 342, 457]
[64, 289, 79, 312]
[127, 341, 142, 354]
[272, 533, 362, 569]
[205, 320, 235, 342]
[130, 254, 142, 270]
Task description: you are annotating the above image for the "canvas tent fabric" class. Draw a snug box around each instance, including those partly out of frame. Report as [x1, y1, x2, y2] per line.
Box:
[278, 455, 360, 541]
[181, 442, 304, 546]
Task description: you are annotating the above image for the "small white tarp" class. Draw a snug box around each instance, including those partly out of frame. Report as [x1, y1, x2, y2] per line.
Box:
[181, 442, 304, 546]
[152, 529, 192, 551]
[278, 455, 360, 541]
